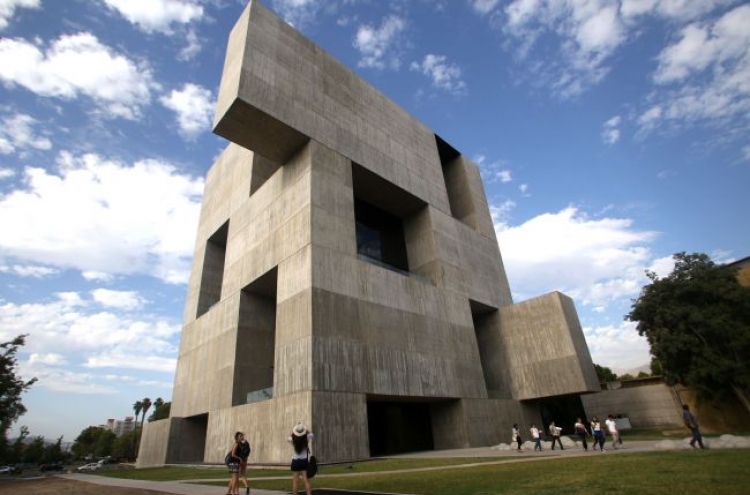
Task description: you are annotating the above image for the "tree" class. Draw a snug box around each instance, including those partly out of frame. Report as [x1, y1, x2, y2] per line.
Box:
[627, 252, 750, 412]
[594, 364, 618, 383]
[43, 436, 65, 464]
[140, 397, 152, 429]
[134, 397, 151, 458]
[23, 435, 45, 464]
[112, 430, 137, 461]
[650, 356, 663, 376]
[148, 398, 170, 422]
[132, 400, 143, 432]
[72, 426, 113, 460]
[6, 425, 29, 464]
[0, 335, 37, 443]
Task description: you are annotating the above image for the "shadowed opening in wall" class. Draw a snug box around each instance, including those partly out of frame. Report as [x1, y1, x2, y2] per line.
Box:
[236, 267, 278, 405]
[197, 221, 229, 318]
[366, 399, 434, 456]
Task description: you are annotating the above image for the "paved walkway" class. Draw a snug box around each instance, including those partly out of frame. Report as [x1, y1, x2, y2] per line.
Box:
[55, 439, 672, 495]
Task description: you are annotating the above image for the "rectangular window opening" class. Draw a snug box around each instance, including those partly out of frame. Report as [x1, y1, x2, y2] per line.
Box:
[236, 267, 278, 405]
[436, 134, 476, 229]
[355, 199, 409, 272]
[196, 221, 229, 318]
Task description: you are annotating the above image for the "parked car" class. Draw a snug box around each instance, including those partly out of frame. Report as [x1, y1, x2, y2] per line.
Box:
[0, 465, 21, 475]
[39, 463, 64, 472]
[75, 463, 101, 472]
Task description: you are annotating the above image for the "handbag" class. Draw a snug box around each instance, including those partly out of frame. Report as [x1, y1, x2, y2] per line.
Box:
[306, 450, 318, 479]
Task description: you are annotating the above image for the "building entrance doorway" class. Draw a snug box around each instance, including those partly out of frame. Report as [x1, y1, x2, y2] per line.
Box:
[367, 400, 434, 456]
[537, 395, 587, 436]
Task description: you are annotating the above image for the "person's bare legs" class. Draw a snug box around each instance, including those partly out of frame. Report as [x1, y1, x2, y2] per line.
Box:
[228, 472, 239, 494]
[292, 472, 299, 495]
[240, 465, 249, 494]
[301, 471, 311, 495]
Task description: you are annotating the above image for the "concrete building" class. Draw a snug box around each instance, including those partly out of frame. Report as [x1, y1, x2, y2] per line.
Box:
[137, 0, 599, 467]
[727, 256, 750, 287]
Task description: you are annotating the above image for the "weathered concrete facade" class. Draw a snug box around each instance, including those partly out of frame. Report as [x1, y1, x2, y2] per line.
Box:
[137, 1, 599, 467]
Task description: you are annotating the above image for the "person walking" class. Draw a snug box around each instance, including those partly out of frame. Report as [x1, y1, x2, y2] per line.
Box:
[226, 432, 242, 495]
[574, 417, 590, 451]
[548, 421, 564, 450]
[512, 424, 523, 451]
[682, 404, 705, 449]
[605, 414, 621, 450]
[236, 432, 251, 494]
[530, 424, 542, 451]
[591, 416, 605, 452]
[288, 421, 314, 495]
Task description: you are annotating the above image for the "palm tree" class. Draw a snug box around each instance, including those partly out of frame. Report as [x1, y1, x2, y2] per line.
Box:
[150, 397, 164, 422]
[140, 397, 152, 429]
[133, 398, 151, 459]
[131, 401, 142, 459]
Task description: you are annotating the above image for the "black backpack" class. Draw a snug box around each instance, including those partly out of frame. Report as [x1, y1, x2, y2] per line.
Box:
[238, 441, 251, 458]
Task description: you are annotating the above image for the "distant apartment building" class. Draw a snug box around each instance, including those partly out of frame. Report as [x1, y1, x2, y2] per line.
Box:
[104, 416, 136, 436]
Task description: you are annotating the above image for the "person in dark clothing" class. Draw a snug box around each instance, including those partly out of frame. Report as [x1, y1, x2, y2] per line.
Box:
[236, 432, 251, 494]
[574, 417, 590, 451]
[682, 404, 705, 449]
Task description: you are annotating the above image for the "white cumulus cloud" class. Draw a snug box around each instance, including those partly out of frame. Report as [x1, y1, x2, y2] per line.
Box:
[0, 33, 157, 119]
[601, 115, 622, 144]
[410, 54, 467, 95]
[0, 0, 39, 31]
[0, 112, 52, 155]
[0, 151, 203, 283]
[91, 288, 146, 310]
[354, 15, 408, 70]
[102, 0, 203, 33]
[495, 206, 659, 306]
[160, 83, 215, 140]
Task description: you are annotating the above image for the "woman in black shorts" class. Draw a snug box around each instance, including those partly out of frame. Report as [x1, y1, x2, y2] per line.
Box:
[288, 421, 314, 495]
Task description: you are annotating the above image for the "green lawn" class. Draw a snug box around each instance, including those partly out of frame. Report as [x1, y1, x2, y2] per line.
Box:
[99, 449, 750, 495]
[238, 450, 750, 495]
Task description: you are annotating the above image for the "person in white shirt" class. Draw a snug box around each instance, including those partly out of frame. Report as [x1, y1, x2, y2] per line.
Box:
[530, 424, 542, 451]
[605, 414, 620, 450]
[591, 417, 605, 451]
[548, 421, 564, 450]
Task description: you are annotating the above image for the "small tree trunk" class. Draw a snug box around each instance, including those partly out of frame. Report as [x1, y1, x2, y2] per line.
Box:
[731, 384, 750, 415]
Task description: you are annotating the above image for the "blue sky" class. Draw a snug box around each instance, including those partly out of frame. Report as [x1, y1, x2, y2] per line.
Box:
[0, 0, 748, 442]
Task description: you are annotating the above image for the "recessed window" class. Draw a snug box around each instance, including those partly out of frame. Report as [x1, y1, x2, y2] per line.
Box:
[196, 221, 228, 318]
[436, 134, 475, 229]
[355, 199, 408, 272]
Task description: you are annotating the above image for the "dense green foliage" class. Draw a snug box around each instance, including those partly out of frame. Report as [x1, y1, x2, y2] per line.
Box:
[0, 335, 36, 463]
[148, 398, 170, 422]
[112, 429, 137, 460]
[71, 426, 116, 459]
[594, 364, 618, 382]
[627, 252, 750, 408]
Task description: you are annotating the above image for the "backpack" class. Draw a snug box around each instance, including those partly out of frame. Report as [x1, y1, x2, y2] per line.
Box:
[238, 441, 251, 458]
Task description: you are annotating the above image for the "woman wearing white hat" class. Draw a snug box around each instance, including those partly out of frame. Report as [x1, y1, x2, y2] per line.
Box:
[288, 421, 314, 495]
